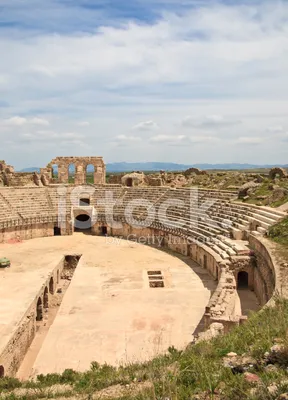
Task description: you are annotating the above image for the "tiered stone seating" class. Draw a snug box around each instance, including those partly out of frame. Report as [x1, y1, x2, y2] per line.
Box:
[0, 186, 285, 258]
[0, 187, 53, 219]
[0, 190, 22, 224]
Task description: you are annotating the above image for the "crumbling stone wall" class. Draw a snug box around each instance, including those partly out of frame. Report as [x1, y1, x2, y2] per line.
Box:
[269, 167, 287, 180]
[184, 167, 207, 176]
[41, 156, 106, 185]
[121, 172, 145, 187]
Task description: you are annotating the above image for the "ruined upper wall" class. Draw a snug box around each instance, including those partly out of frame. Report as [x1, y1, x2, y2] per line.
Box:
[41, 156, 106, 185]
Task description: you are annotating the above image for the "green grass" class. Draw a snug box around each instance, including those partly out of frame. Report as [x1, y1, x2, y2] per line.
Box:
[269, 217, 288, 247]
[2, 299, 288, 400]
[243, 180, 288, 207]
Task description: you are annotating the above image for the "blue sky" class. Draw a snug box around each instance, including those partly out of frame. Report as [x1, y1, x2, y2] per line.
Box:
[0, 0, 287, 169]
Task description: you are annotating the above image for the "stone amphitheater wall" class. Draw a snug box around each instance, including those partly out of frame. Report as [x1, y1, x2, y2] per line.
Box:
[0, 223, 55, 243]
[249, 235, 280, 306]
[0, 258, 64, 376]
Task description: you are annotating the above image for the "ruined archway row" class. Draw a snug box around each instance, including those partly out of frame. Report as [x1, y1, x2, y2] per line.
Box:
[40, 157, 106, 185]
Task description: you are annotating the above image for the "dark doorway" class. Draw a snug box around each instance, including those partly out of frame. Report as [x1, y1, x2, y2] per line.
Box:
[36, 297, 43, 321]
[237, 271, 249, 289]
[74, 214, 92, 232]
[0, 365, 4, 378]
[126, 178, 133, 187]
[54, 227, 61, 236]
[49, 277, 54, 294]
[80, 198, 90, 206]
[101, 226, 108, 235]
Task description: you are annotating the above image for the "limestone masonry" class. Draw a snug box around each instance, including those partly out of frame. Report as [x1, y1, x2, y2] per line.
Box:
[0, 156, 287, 378]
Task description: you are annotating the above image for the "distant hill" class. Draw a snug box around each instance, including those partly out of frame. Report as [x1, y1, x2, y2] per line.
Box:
[20, 167, 41, 173]
[19, 163, 288, 173]
[105, 162, 288, 173]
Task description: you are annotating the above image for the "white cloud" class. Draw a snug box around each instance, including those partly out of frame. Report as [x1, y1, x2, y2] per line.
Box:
[132, 120, 159, 131]
[29, 117, 49, 126]
[114, 134, 142, 144]
[78, 121, 90, 127]
[236, 137, 263, 145]
[3, 116, 49, 126]
[182, 115, 241, 128]
[1, 1, 288, 167]
[150, 134, 186, 144]
[190, 135, 220, 144]
[267, 126, 284, 133]
[5, 116, 27, 126]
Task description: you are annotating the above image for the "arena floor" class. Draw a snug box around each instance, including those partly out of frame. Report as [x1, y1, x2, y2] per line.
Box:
[0, 233, 217, 376]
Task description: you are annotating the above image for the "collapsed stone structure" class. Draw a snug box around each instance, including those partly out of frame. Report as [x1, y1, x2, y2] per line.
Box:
[269, 167, 287, 180]
[0, 157, 106, 187]
[41, 156, 106, 185]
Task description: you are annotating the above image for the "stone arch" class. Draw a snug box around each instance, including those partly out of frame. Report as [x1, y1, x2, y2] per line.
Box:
[69, 163, 76, 184]
[269, 167, 287, 180]
[86, 164, 95, 184]
[49, 277, 54, 294]
[74, 213, 92, 232]
[0, 365, 4, 378]
[36, 297, 43, 321]
[237, 271, 249, 289]
[43, 286, 49, 309]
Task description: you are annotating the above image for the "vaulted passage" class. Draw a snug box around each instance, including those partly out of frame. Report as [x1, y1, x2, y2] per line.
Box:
[74, 214, 92, 232]
[237, 271, 249, 289]
[36, 298, 43, 321]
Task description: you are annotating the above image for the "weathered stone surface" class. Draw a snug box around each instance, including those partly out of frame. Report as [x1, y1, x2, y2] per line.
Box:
[41, 156, 106, 185]
[121, 172, 145, 187]
[223, 354, 257, 373]
[238, 181, 260, 198]
[269, 167, 287, 180]
[243, 372, 261, 384]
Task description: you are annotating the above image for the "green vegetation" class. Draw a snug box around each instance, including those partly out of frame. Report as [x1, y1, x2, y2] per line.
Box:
[2, 299, 288, 399]
[269, 217, 288, 247]
[243, 179, 288, 207]
[68, 173, 94, 184]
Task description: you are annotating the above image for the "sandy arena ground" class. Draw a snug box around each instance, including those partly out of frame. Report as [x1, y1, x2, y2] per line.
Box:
[0, 233, 217, 376]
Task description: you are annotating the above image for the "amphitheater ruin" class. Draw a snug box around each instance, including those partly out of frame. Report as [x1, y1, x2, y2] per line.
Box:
[0, 156, 287, 379]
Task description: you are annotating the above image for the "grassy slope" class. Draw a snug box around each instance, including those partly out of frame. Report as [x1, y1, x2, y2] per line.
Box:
[1, 299, 288, 400]
[269, 217, 288, 247]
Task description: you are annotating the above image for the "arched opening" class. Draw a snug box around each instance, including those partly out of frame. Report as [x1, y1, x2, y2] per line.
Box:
[51, 164, 58, 180]
[86, 164, 95, 184]
[69, 164, 75, 184]
[126, 178, 133, 187]
[43, 287, 49, 309]
[0, 365, 4, 378]
[54, 226, 61, 236]
[57, 270, 60, 284]
[36, 297, 43, 321]
[74, 214, 92, 232]
[49, 277, 54, 294]
[101, 226, 108, 235]
[237, 271, 249, 289]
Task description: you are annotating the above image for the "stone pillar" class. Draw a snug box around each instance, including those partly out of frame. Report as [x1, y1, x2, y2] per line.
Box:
[94, 165, 105, 184]
[75, 163, 85, 185]
[58, 164, 68, 184]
